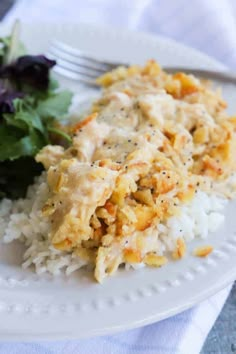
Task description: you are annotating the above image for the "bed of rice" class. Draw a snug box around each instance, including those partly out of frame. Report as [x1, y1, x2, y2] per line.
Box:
[0, 173, 226, 277]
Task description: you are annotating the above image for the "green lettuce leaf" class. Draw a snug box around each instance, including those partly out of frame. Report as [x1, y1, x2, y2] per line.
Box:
[4, 98, 45, 134]
[36, 90, 73, 120]
[0, 128, 46, 161]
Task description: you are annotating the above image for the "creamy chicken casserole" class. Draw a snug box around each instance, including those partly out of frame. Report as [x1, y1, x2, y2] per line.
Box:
[28, 61, 236, 282]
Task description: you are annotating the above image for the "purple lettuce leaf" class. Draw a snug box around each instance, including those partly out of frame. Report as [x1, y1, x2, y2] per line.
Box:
[0, 55, 56, 91]
[0, 88, 24, 114]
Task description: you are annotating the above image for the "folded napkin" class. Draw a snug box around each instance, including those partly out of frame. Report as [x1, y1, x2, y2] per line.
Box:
[2, 0, 236, 353]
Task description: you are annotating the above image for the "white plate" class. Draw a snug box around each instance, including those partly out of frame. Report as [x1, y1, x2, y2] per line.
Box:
[0, 23, 236, 341]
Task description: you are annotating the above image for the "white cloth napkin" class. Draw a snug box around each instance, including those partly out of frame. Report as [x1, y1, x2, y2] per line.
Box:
[2, 1, 236, 353]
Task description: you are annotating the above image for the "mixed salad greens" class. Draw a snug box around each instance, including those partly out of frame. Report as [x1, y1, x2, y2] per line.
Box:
[0, 22, 73, 199]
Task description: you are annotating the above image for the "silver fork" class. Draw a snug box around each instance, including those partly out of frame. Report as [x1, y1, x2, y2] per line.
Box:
[47, 40, 236, 87]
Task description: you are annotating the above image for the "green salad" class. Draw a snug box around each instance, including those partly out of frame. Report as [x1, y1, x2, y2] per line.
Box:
[0, 22, 73, 199]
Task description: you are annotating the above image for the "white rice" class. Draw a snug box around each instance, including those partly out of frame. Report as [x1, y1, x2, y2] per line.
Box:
[0, 173, 227, 277]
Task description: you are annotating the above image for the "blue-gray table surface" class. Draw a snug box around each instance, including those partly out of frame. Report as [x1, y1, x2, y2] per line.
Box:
[0, 1, 235, 353]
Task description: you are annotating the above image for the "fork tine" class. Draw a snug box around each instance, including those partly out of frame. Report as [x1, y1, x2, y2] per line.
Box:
[48, 40, 128, 85]
[53, 65, 100, 87]
[47, 51, 103, 79]
[52, 40, 119, 71]
[49, 45, 109, 74]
